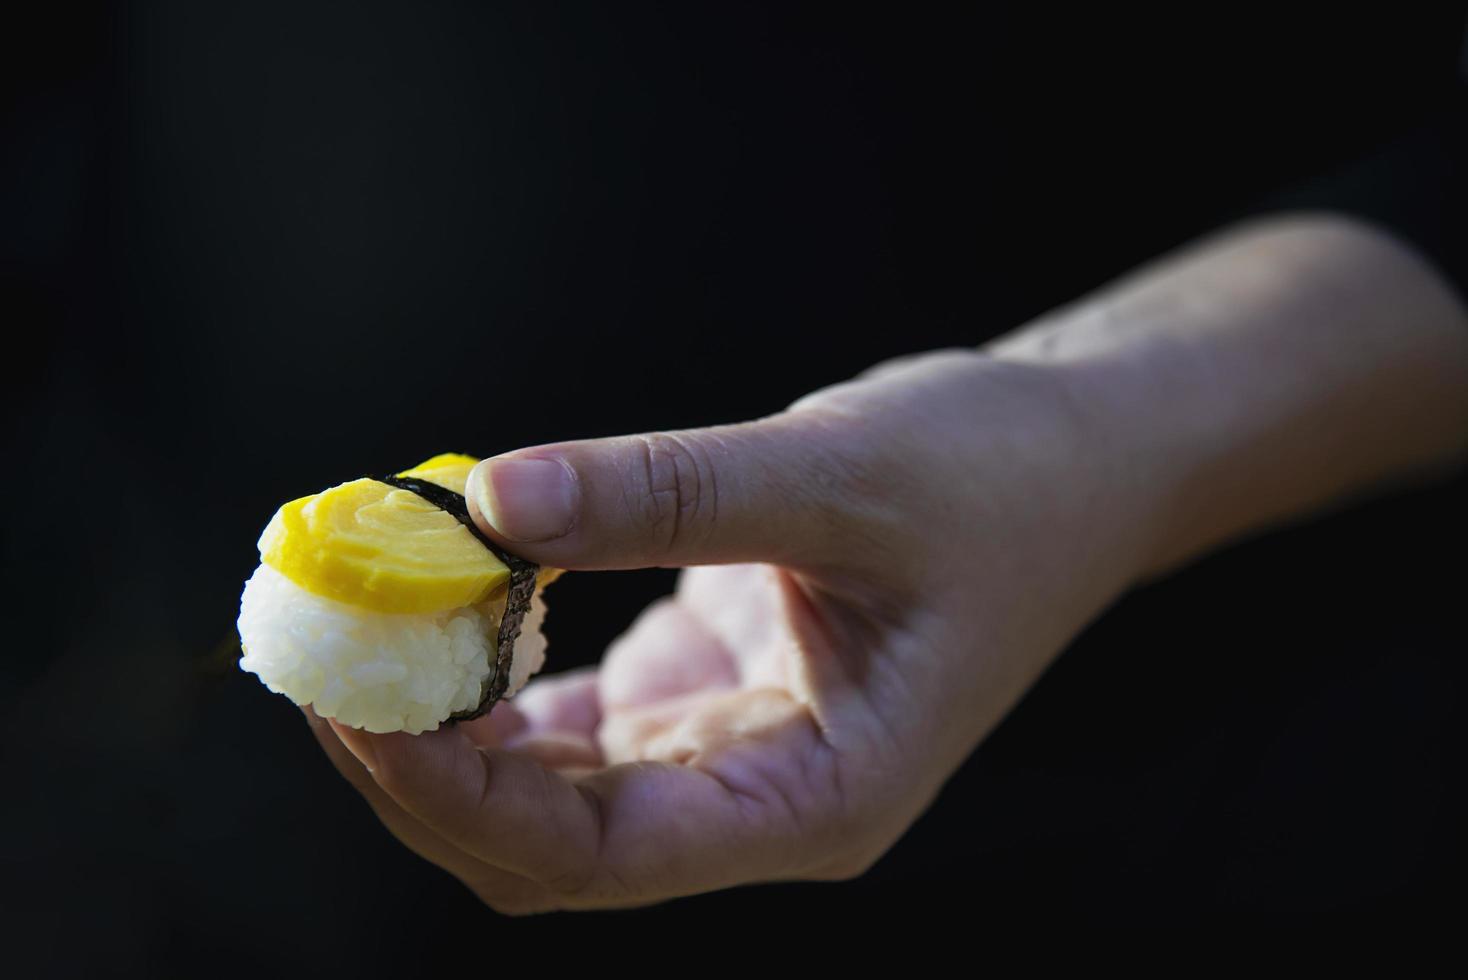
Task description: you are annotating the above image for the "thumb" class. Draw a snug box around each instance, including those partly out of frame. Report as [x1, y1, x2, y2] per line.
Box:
[464, 412, 872, 570]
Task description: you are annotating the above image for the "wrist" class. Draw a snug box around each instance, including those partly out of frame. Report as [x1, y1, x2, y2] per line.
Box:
[990, 214, 1468, 581]
[1026, 351, 1189, 587]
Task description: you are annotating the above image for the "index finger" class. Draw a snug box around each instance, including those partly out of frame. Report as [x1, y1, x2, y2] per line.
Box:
[333, 707, 823, 905]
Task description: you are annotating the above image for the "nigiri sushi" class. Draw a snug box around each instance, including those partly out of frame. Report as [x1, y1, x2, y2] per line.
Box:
[237, 453, 558, 734]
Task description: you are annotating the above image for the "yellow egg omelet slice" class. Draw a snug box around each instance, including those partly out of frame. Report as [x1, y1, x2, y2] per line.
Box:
[397, 452, 478, 496]
[258, 454, 508, 614]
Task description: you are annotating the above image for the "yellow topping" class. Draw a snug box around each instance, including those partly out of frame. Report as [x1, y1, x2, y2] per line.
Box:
[396, 452, 479, 496]
[258, 455, 509, 614]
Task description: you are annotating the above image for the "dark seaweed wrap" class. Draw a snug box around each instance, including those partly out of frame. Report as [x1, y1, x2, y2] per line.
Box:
[374, 473, 539, 721]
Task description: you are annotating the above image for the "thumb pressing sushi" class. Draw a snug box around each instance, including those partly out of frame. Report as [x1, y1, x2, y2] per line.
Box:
[237, 453, 559, 734]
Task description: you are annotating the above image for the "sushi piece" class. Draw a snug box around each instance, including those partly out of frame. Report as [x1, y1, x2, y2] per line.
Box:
[237, 453, 559, 734]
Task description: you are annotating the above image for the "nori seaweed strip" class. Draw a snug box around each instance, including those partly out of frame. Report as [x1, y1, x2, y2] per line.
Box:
[374, 473, 539, 721]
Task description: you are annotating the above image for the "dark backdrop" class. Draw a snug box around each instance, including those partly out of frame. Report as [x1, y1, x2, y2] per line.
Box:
[3, 3, 1464, 967]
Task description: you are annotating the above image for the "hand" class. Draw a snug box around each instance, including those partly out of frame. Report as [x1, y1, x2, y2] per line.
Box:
[309, 216, 1468, 913]
[308, 347, 1150, 912]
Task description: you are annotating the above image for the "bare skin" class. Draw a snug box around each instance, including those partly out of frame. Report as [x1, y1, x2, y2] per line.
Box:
[311, 212, 1468, 913]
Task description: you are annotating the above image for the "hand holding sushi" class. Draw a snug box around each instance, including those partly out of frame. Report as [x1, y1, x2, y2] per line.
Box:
[285, 214, 1468, 912]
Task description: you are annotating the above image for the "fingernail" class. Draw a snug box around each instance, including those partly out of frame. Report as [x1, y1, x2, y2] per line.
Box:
[471, 457, 578, 542]
[329, 718, 378, 772]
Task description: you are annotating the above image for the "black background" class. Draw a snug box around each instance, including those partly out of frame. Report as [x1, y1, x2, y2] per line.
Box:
[3, 2, 1465, 967]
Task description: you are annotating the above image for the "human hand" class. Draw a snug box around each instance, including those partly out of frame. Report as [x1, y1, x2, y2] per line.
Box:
[309, 347, 1152, 912]
[307, 215, 1468, 913]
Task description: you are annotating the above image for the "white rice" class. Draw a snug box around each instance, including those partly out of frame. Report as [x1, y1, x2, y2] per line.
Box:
[237, 563, 548, 735]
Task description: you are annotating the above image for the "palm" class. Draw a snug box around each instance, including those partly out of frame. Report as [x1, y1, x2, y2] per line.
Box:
[533, 565, 820, 764]
[489, 563, 879, 868]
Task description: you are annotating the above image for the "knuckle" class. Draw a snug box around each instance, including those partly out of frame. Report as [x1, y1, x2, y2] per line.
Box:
[540, 862, 600, 900]
[630, 431, 718, 553]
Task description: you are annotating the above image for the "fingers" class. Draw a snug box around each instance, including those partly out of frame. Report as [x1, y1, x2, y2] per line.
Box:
[302, 709, 554, 912]
[463, 412, 880, 570]
[325, 700, 835, 906]
[676, 565, 786, 668]
[455, 669, 605, 770]
[499, 668, 604, 769]
[330, 721, 603, 889]
[503, 667, 603, 738]
[599, 597, 739, 711]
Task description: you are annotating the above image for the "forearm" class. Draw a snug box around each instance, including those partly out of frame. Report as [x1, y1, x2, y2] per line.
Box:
[988, 213, 1468, 579]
